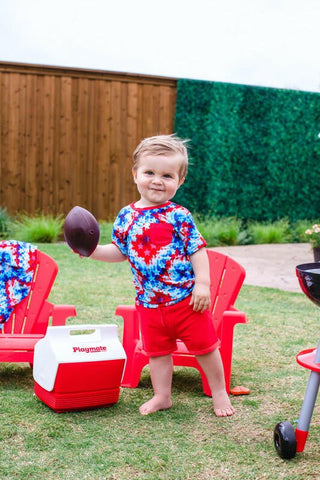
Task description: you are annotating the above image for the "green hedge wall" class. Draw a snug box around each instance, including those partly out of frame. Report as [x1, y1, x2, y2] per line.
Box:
[174, 79, 320, 222]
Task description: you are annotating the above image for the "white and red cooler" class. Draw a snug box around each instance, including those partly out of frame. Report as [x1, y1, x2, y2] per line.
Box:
[33, 324, 126, 412]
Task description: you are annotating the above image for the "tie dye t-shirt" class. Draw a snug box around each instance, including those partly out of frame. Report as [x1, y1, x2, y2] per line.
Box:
[112, 201, 206, 308]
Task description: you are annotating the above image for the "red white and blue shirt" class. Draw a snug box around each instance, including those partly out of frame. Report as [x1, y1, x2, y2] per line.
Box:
[112, 201, 206, 308]
[0, 240, 37, 326]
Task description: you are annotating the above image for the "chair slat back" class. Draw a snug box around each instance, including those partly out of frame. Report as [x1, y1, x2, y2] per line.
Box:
[1, 251, 58, 335]
[207, 250, 246, 337]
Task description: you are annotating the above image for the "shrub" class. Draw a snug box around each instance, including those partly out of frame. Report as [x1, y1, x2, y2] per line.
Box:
[247, 219, 290, 244]
[304, 222, 320, 248]
[291, 219, 319, 243]
[11, 214, 64, 243]
[0, 207, 12, 239]
[196, 216, 242, 247]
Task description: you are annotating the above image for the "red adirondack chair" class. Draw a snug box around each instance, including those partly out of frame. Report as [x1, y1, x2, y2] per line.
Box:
[0, 249, 76, 364]
[115, 250, 247, 395]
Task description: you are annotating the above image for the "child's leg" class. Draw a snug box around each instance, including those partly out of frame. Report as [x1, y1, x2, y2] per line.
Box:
[139, 354, 173, 415]
[196, 348, 235, 417]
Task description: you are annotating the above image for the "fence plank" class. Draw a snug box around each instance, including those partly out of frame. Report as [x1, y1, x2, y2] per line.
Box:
[8, 74, 21, 212]
[42, 74, 55, 211]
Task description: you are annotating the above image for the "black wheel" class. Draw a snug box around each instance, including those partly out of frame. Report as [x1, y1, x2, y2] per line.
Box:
[274, 421, 297, 459]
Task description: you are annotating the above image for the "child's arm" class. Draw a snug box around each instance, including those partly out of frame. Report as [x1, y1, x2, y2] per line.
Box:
[90, 243, 127, 263]
[189, 248, 211, 313]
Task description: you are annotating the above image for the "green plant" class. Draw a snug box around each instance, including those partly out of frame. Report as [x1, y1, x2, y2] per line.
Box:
[0, 207, 12, 239]
[290, 219, 314, 243]
[247, 219, 290, 244]
[197, 216, 242, 247]
[304, 223, 320, 248]
[12, 214, 64, 243]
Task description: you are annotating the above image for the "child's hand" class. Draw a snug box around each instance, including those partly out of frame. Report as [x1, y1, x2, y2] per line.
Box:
[190, 282, 211, 313]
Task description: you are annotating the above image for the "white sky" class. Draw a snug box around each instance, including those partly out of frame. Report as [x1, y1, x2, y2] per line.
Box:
[1, 0, 320, 92]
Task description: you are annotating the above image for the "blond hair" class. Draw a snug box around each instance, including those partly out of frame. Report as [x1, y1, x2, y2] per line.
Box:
[133, 134, 189, 179]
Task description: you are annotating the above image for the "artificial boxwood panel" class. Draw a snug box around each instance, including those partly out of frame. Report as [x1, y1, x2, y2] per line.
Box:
[174, 79, 320, 221]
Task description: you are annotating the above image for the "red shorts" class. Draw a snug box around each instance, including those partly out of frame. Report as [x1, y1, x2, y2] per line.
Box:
[137, 295, 220, 357]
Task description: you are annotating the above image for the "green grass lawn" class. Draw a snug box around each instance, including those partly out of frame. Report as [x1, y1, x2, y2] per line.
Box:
[1, 243, 319, 479]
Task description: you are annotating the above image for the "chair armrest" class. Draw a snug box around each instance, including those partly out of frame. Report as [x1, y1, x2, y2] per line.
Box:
[221, 308, 247, 329]
[51, 304, 77, 326]
[115, 304, 140, 345]
[0, 334, 43, 350]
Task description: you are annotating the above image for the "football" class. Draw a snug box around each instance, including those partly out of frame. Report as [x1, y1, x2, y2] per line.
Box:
[64, 206, 100, 257]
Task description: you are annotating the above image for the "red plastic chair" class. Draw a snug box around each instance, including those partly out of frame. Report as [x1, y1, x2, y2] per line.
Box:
[116, 250, 247, 395]
[0, 249, 76, 364]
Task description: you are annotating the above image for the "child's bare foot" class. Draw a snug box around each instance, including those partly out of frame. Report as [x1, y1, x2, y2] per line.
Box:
[139, 395, 172, 415]
[212, 390, 235, 417]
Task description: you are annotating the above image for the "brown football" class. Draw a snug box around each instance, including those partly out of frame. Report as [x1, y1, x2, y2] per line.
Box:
[64, 206, 100, 257]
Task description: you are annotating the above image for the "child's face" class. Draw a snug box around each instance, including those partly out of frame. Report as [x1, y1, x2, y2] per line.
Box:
[132, 154, 185, 207]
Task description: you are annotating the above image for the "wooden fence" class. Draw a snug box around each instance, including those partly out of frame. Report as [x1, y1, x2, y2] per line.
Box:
[0, 62, 177, 219]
